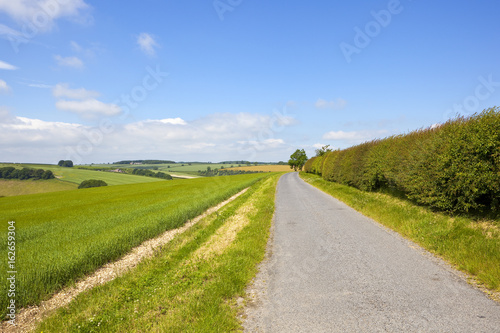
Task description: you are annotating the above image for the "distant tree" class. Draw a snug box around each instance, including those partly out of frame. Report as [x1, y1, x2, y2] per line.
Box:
[315, 144, 332, 157]
[58, 160, 73, 167]
[78, 179, 108, 189]
[34, 169, 45, 179]
[1, 167, 15, 179]
[288, 149, 308, 171]
[41, 170, 55, 179]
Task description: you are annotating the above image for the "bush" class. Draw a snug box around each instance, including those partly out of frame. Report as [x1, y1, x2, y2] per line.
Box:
[78, 179, 108, 189]
[58, 160, 73, 167]
[306, 107, 500, 213]
[0, 167, 55, 180]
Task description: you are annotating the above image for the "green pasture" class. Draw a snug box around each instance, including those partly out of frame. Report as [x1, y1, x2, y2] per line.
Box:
[0, 163, 163, 186]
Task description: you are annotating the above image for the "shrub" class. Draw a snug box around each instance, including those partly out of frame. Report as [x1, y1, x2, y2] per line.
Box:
[78, 179, 108, 189]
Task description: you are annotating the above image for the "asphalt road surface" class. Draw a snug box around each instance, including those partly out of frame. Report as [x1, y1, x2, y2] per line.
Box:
[243, 172, 500, 332]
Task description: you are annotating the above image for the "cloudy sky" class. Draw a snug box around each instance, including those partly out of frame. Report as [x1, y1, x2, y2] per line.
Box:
[1, 0, 500, 164]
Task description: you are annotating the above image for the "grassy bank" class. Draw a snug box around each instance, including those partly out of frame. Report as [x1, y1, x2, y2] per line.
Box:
[300, 172, 500, 295]
[0, 173, 268, 318]
[35, 173, 281, 332]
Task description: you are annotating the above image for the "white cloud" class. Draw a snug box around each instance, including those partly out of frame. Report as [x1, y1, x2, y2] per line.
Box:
[0, 79, 10, 92]
[56, 99, 121, 118]
[158, 118, 187, 125]
[0, 60, 17, 70]
[70, 40, 82, 53]
[0, 23, 23, 40]
[137, 33, 159, 56]
[0, 112, 296, 163]
[54, 55, 84, 68]
[312, 143, 326, 149]
[0, 0, 91, 32]
[315, 98, 347, 110]
[53, 83, 99, 99]
[322, 129, 388, 142]
[28, 83, 52, 88]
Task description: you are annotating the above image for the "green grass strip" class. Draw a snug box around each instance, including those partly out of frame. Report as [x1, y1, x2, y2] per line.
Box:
[35, 173, 281, 332]
[300, 172, 500, 294]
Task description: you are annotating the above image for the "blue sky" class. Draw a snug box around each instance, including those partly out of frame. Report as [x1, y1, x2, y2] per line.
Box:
[1, 0, 499, 164]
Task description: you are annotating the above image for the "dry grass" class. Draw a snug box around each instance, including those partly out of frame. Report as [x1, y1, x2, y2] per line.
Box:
[229, 165, 291, 172]
[192, 202, 255, 262]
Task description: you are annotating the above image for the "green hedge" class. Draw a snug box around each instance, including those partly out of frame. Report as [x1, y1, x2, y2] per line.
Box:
[306, 107, 500, 213]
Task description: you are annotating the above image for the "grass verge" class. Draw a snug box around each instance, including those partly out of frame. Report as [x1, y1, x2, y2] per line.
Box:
[35, 173, 281, 332]
[0, 174, 267, 318]
[300, 172, 500, 296]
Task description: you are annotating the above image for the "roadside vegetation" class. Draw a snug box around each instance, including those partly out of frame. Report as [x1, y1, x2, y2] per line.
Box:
[35, 173, 280, 332]
[0, 173, 268, 318]
[304, 108, 500, 215]
[301, 170, 500, 296]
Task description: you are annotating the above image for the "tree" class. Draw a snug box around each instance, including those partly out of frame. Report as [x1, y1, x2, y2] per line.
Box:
[288, 149, 308, 171]
[58, 160, 73, 167]
[41, 170, 55, 179]
[78, 179, 108, 189]
[315, 144, 332, 157]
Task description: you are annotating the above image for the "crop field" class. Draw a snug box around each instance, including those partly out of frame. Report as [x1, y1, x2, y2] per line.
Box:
[0, 179, 77, 197]
[0, 163, 164, 186]
[0, 173, 269, 317]
[93, 163, 282, 175]
[229, 165, 291, 172]
[35, 173, 282, 332]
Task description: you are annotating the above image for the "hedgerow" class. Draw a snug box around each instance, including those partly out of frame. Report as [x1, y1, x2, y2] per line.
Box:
[306, 107, 500, 213]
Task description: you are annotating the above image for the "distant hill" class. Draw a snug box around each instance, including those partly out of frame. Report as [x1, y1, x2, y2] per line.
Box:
[114, 160, 176, 165]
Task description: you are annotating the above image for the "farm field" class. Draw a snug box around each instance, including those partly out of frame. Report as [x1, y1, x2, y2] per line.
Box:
[35, 173, 281, 332]
[0, 173, 269, 318]
[0, 179, 77, 197]
[229, 164, 291, 172]
[0, 163, 164, 186]
[93, 163, 283, 174]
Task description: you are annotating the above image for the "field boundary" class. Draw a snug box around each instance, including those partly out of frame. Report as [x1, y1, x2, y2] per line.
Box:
[1, 188, 249, 333]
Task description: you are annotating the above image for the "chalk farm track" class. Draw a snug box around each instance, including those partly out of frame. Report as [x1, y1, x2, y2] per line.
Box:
[243, 172, 500, 332]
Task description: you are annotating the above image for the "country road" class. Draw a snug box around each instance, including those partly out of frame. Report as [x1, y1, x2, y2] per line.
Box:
[243, 172, 500, 332]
